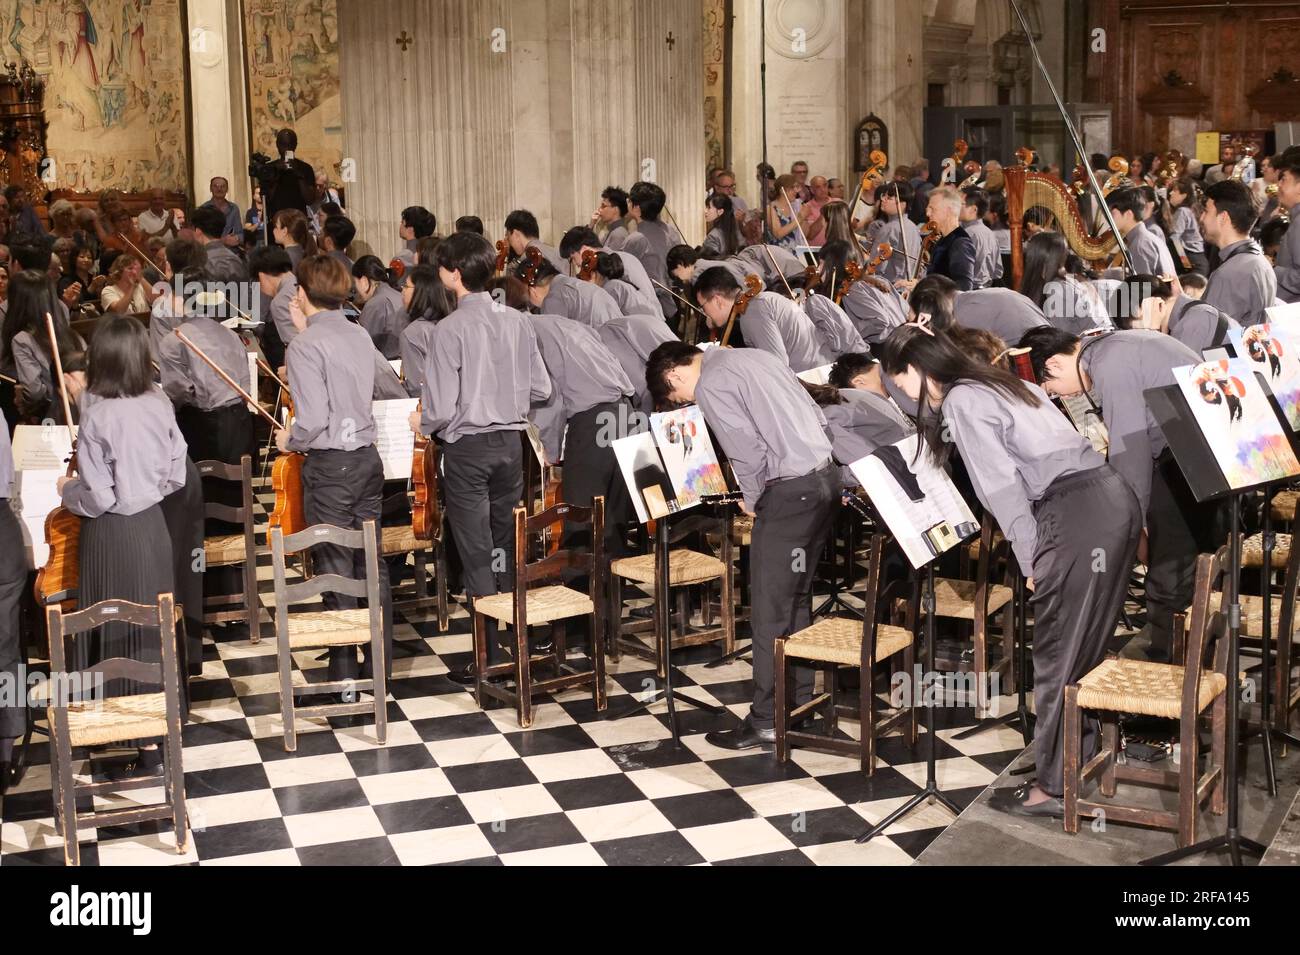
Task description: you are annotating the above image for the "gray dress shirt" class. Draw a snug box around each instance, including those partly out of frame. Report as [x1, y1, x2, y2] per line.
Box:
[0, 424, 12, 498]
[1167, 294, 1238, 353]
[602, 278, 654, 317]
[695, 347, 833, 512]
[399, 318, 438, 398]
[529, 314, 634, 462]
[528, 241, 569, 278]
[61, 389, 189, 518]
[739, 292, 834, 373]
[269, 273, 301, 349]
[736, 244, 805, 285]
[864, 216, 925, 284]
[204, 240, 248, 285]
[418, 292, 551, 443]
[609, 249, 663, 318]
[158, 316, 248, 410]
[596, 313, 678, 413]
[804, 293, 869, 358]
[953, 288, 1049, 343]
[358, 283, 409, 360]
[1124, 225, 1177, 277]
[284, 309, 377, 452]
[1204, 239, 1279, 327]
[1081, 329, 1200, 514]
[694, 257, 761, 287]
[1170, 206, 1204, 254]
[1276, 203, 1300, 303]
[963, 219, 1002, 288]
[944, 380, 1105, 577]
[841, 278, 909, 344]
[1041, 277, 1112, 335]
[823, 387, 913, 486]
[541, 274, 621, 328]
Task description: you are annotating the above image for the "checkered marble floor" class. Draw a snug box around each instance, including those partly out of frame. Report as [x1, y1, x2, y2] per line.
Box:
[1, 476, 1029, 867]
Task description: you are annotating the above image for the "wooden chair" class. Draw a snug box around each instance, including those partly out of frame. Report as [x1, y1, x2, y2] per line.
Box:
[609, 507, 735, 675]
[271, 520, 387, 752]
[1064, 547, 1229, 848]
[45, 595, 188, 866]
[197, 455, 261, 641]
[775, 533, 917, 774]
[471, 498, 608, 728]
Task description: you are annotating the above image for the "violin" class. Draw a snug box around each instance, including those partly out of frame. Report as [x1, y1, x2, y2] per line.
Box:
[912, 220, 940, 280]
[577, 248, 599, 282]
[520, 246, 544, 287]
[719, 273, 762, 347]
[35, 312, 80, 609]
[388, 257, 407, 280]
[411, 436, 441, 543]
[495, 239, 510, 275]
[834, 261, 862, 306]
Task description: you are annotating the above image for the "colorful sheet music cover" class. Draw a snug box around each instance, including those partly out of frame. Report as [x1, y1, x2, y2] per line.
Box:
[1173, 358, 1300, 490]
[613, 406, 729, 524]
[1230, 323, 1300, 432]
[848, 433, 979, 569]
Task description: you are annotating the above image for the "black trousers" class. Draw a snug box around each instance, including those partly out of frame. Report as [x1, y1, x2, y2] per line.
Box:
[0, 504, 26, 741]
[1146, 451, 1226, 662]
[159, 458, 206, 684]
[560, 400, 635, 561]
[747, 463, 839, 730]
[1029, 465, 1143, 796]
[441, 431, 522, 661]
[301, 446, 392, 682]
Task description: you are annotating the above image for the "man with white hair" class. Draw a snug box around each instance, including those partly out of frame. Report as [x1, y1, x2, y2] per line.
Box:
[896, 185, 975, 293]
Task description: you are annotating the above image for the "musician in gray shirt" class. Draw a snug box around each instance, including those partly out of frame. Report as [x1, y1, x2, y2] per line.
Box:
[694, 269, 830, 372]
[803, 292, 869, 359]
[353, 257, 409, 360]
[647, 341, 838, 750]
[960, 189, 1002, 288]
[1107, 187, 1177, 277]
[804, 382, 912, 487]
[274, 256, 390, 685]
[1021, 325, 1216, 664]
[520, 261, 620, 328]
[0, 423, 21, 755]
[1273, 154, 1300, 302]
[1202, 180, 1278, 326]
[880, 324, 1140, 817]
[527, 308, 636, 557]
[412, 236, 552, 683]
[560, 227, 665, 319]
[911, 275, 1048, 343]
[597, 312, 678, 413]
[504, 209, 569, 277]
[250, 246, 298, 370]
[627, 183, 683, 315]
[863, 182, 924, 284]
[191, 205, 248, 285]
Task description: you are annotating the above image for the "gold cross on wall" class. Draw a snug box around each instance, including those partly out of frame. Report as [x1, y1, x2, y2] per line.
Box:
[396, 31, 413, 52]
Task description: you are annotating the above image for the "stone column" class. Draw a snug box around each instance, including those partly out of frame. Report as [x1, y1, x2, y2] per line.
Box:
[846, 0, 924, 171]
[185, 0, 252, 208]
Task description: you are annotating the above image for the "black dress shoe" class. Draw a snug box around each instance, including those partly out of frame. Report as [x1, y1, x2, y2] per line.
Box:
[445, 662, 477, 686]
[988, 782, 1063, 818]
[705, 718, 775, 751]
[108, 747, 163, 782]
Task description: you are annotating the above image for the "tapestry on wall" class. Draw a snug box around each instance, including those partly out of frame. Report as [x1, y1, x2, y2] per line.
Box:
[244, 0, 342, 183]
[0, 0, 187, 193]
[703, 0, 726, 174]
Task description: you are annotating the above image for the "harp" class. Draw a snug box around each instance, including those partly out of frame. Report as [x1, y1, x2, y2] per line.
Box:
[1005, 159, 1120, 291]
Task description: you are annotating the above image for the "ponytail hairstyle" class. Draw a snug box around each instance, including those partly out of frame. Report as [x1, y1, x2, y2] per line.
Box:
[352, 254, 397, 298]
[2, 269, 79, 366]
[800, 379, 846, 407]
[1018, 231, 1069, 309]
[877, 323, 1039, 465]
[594, 251, 625, 283]
[274, 208, 317, 256]
[706, 193, 742, 256]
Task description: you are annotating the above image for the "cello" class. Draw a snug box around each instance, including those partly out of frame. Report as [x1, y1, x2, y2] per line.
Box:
[577, 248, 599, 282]
[495, 239, 510, 276]
[35, 312, 80, 609]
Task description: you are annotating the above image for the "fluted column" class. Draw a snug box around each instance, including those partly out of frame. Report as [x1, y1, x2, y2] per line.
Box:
[186, 0, 251, 208]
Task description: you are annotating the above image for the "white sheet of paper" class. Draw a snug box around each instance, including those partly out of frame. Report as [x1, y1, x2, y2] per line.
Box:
[373, 398, 419, 481]
[11, 425, 76, 569]
[389, 359, 402, 378]
[797, 364, 833, 385]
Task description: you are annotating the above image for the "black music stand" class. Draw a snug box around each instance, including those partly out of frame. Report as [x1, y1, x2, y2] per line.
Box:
[952, 572, 1035, 749]
[1139, 382, 1295, 866]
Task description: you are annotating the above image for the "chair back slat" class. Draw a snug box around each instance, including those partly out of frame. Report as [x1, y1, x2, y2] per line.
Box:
[527, 501, 594, 534]
[282, 522, 367, 553]
[57, 598, 167, 634]
[859, 534, 887, 666]
[82, 657, 161, 687]
[524, 550, 593, 585]
[205, 502, 245, 525]
[283, 573, 369, 604]
[195, 459, 244, 482]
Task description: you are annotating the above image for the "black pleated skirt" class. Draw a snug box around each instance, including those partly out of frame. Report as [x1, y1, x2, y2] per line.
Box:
[75, 506, 175, 730]
[159, 457, 206, 684]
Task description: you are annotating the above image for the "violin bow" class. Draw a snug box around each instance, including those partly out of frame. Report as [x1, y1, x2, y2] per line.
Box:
[892, 182, 915, 279]
[781, 186, 817, 266]
[761, 244, 798, 300]
[650, 278, 708, 322]
[174, 329, 282, 430]
[44, 312, 76, 447]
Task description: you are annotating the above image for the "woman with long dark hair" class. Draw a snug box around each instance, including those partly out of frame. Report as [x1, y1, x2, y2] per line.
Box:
[398, 263, 454, 397]
[702, 193, 744, 257]
[877, 323, 1141, 819]
[272, 208, 317, 268]
[1019, 231, 1110, 335]
[56, 316, 192, 775]
[1166, 177, 1208, 275]
[589, 251, 658, 317]
[1, 270, 87, 423]
[352, 255, 407, 359]
[820, 200, 863, 265]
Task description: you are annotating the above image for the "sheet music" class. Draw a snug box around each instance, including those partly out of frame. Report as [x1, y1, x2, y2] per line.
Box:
[372, 398, 419, 481]
[796, 364, 834, 385]
[649, 407, 730, 510]
[11, 425, 76, 569]
[613, 432, 673, 524]
[1058, 394, 1110, 455]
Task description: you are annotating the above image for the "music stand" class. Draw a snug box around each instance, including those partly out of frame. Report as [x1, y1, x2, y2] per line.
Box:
[1139, 381, 1298, 866]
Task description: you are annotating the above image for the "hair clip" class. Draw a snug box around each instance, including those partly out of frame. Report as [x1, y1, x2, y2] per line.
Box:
[911, 312, 936, 336]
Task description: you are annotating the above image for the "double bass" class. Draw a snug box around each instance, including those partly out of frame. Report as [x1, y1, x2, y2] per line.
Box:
[495, 239, 510, 275]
